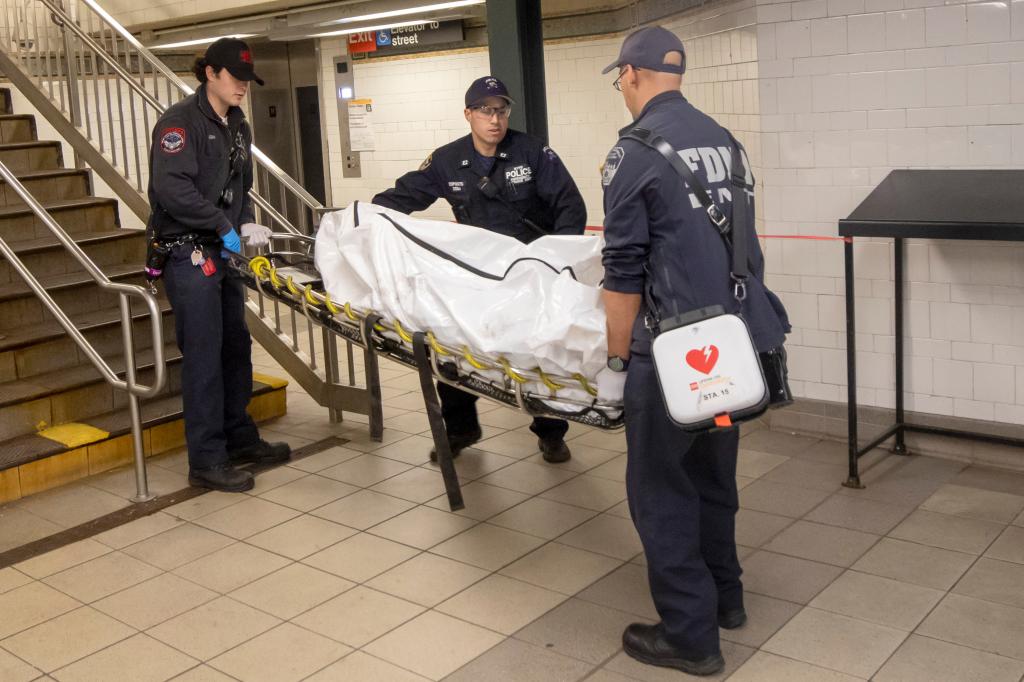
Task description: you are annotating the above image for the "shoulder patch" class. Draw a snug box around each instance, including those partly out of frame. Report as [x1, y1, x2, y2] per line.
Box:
[419, 153, 432, 171]
[159, 127, 186, 155]
[601, 146, 625, 186]
[542, 145, 560, 163]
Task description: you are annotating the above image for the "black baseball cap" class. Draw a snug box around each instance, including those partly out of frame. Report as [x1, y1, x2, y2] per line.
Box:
[205, 38, 264, 86]
[601, 26, 686, 75]
[465, 76, 514, 107]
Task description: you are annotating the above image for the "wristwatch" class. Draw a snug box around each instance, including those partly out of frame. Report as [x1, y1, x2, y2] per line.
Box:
[607, 355, 629, 372]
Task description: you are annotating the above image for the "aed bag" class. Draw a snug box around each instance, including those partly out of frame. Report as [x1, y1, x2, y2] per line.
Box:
[625, 127, 791, 431]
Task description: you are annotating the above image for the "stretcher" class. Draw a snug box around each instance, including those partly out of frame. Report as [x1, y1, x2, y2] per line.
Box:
[228, 208, 624, 509]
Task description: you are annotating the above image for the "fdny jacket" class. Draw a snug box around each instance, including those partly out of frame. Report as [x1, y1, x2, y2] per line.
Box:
[146, 83, 254, 240]
[372, 130, 587, 243]
[601, 90, 790, 355]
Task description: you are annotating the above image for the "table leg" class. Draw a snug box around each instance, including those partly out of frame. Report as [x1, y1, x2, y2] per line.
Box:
[893, 238, 908, 455]
[844, 238, 863, 488]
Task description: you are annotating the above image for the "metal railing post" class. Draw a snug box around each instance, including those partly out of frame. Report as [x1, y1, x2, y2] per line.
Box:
[120, 293, 153, 502]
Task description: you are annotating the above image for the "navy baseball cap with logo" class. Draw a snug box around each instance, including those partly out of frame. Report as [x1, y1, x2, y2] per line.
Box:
[206, 38, 264, 86]
[601, 26, 686, 75]
[465, 76, 515, 107]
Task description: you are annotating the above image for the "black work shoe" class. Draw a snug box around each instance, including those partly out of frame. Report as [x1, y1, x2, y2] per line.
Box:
[718, 607, 747, 630]
[429, 427, 483, 462]
[229, 440, 291, 465]
[622, 623, 725, 676]
[188, 465, 255, 493]
[539, 437, 571, 463]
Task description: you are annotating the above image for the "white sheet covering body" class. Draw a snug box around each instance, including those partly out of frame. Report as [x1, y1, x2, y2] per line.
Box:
[314, 203, 609, 405]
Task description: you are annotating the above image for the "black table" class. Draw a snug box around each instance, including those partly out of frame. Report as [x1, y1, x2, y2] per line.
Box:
[838, 169, 1024, 487]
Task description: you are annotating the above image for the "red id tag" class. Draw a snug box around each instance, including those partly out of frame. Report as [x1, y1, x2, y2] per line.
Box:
[201, 258, 217, 276]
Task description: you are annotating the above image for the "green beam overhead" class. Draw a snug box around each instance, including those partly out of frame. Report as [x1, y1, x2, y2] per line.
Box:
[485, 0, 548, 143]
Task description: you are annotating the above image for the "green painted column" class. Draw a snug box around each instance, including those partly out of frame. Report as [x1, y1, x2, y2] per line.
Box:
[486, 0, 548, 143]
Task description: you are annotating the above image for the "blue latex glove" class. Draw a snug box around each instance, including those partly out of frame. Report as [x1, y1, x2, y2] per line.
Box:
[221, 228, 241, 259]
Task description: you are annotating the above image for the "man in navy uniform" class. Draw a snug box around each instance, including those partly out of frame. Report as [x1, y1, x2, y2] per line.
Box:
[373, 76, 587, 463]
[599, 27, 790, 675]
[148, 38, 289, 492]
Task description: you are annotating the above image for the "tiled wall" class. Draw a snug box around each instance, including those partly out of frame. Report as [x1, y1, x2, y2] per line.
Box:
[755, 0, 1024, 425]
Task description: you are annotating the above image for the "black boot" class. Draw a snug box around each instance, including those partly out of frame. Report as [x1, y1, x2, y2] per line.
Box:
[622, 623, 725, 676]
[430, 427, 483, 462]
[718, 607, 747, 630]
[229, 440, 291, 465]
[539, 437, 571, 463]
[189, 464, 255, 493]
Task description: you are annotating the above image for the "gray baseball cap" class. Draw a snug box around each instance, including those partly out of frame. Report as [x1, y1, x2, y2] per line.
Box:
[602, 26, 686, 75]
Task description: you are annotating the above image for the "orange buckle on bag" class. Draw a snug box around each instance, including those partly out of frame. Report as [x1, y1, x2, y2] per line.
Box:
[714, 414, 733, 428]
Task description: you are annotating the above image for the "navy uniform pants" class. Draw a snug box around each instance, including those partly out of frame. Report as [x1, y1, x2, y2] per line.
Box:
[437, 382, 568, 442]
[163, 245, 260, 470]
[624, 355, 743, 657]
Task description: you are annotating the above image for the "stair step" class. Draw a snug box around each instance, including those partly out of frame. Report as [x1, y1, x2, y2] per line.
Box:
[0, 89, 11, 116]
[0, 169, 91, 206]
[0, 115, 36, 144]
[0, 196, 119, 244]
[0, 227, 145, 286]
[0, 140, 62, 172]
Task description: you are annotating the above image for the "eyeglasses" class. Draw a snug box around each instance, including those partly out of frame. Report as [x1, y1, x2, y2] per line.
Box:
[612, 66, 638, 91]
[471, 104, 511, 119]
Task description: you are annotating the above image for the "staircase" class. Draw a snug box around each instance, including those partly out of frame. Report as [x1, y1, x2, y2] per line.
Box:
[0, 88, 287, 504]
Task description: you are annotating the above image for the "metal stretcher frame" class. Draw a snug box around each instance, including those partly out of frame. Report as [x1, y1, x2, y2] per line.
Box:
[231, 244, 624, 509]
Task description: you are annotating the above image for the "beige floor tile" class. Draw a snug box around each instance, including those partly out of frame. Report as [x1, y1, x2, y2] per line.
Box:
[1015, 509, 1024, 526]
[478, 460, 577, 495]
[341, 424, 421, 453]
[874, 634, 1024, 682]
[0, 567, 31, 595]
[425, 482, 530, 521]
[311, 489, 416, 530]
[477, 430, 544, 459]
[52, 634, 197, 682]
[256, 474, 357, 512]
[729, 651, 863, 681]
[230, 563, 353, 619]
[437, 449, 519, 482]
[208, 623, 350, 682]
[735, 508, 793, 548]
[306, 651, 429, 681]
[89, 465, 188, 500]
[524, 445, 620, 477]
[570, 428, 628, 454]
[245, 514, 357, 560]
[363, 610, 504, 680]
[430, 523, 545, 570]
[736, 448, 789, 478]
[955, 557, 1024, 610]
[740, 429, 817, 455]
[170, 664, 237, 681]
[763, 607, 907, 678]
[476, 407, 535, 430]
[15, 539, 110, 579]
[539, 475, 626, 512]
[318, 454, 413, 487]
[15, 485, 128, 528]
[0, 582, 80, 639]
[163, 491, 244, 522]
[515, 598, 637, 664]
[369, 435, 434, 465]
[247, 465, 308, 495]
[720, 592, 802, 649]
[576, 563, 658, 620]
[370, 467, 447, 503]
[172, 542, 290, 593]
[192, 497, 301, 540]
[0, 647, 40, 682]
[488, 497, 597, 540]
[763, 520, 880, 567]
[557, 514, 644, 560]
[581, 669, 634, 682]
[445, 637, 594, 681]
[500, 542, 621, 596]
[294, 585, 424, 647]
[918, 593, 1024, 660]
[809, 570, 944, 630]
[606, 499, 631, 519]
[288, 445, 363, 473]
[740, 479, 831, 518]
[383, 411, 432, 435]
[302, 532, 419, 582]
[93, 572, 218, 630]
[0, 507, 63, 553]
[368, 506, 477, 550]
[578, 452, 626, 481]
[92, 512, 185, 550]
[121, 523, 235, 571]
[1, 605, 135, 672]
[148, 596, 280, 661]
[852, 537, 974, 590]
[604, 639, 755, 681]
[437, 574, 566, 635]
[367, 553, 488, 607]
[837, 470, 958, 508]
[920, 484, 1024, 524]
[741, 550, 844, 604]
[804, 494, 914, 535]
[889, 510, 1004, 554]
[952, 466, 1024, 497]
[762, 458, 847, 492]
[43, 551, 161, 603]
[985, 525, 1024, 564]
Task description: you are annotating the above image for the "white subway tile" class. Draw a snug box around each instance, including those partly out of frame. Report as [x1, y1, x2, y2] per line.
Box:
[990, 104, 1024, 125]
[830, 0, 867, 15]
[812, 73, 851, 112]
[926, 126, 969, 164]
[1012, 63, 1024, 104]
[777, 21, 813, 57]
[866, 0, 904, 12]
[908, 300, 931, 336]
[967, 2, 1011, 44]
[850, 129, 889, 164]
[933, 358, 974, 398]
[757, 24, 778, 60]
[953, 398, 995, 421]
[847, 13, 888, 52]
[925, 66, 967, 106]
[811, 17, 849, 56]
[945, 105, 990, 126]
[778, 76, 816, 113]
[967, 125, 1014, 164]
[885, 69, 928, 108]
[794, 0, 829, 20]
[967, 63, 1012, 105]
[930, 301, 972, 341]
[1013, 124, 1024, 164]
[885, 10, 927, 49]
[907, 107, 948, 127]
[790, 345, 823, 381]
[951, 284, 993, 305]
[1013, 0, 1024, 40]
[779, 131, 818, 167]
[952, 341, 994, 362]
[794, 56, 834, 76]
[868, 108, 907, 128]
[924, 5, 967, 47]
[945, 44, 990, 65]
[1018, 366, 1024, 404]
[970, 305, 1016, 344]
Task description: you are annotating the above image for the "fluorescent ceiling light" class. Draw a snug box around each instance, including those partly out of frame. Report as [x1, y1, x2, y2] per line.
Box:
[151, 34, 255, 50]
[308, 18, 431, 38]
[319, 0, 484, 27]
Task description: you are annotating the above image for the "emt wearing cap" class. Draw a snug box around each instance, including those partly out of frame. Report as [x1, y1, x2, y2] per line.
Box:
[373, 75, 587, 464]
[599, 27, 790, 675]
[147, 38, 290, 493]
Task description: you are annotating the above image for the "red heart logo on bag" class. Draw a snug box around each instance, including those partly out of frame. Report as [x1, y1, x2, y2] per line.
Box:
[686, 346, 719, 375]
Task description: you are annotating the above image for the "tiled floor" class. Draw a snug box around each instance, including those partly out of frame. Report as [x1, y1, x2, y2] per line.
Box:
[1, 346, 1024, 681]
